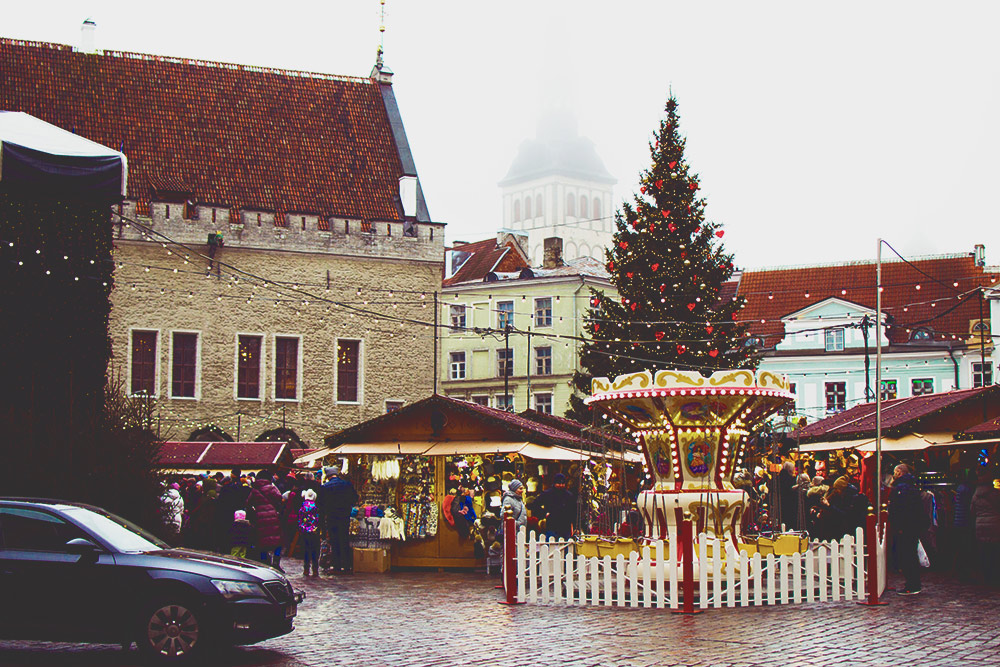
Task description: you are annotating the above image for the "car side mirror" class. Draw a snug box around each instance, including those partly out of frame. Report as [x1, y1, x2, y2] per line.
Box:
[65, 538, 103, 557]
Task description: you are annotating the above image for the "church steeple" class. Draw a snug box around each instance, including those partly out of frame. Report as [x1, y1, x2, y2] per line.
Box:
[370, 0, 393, 84]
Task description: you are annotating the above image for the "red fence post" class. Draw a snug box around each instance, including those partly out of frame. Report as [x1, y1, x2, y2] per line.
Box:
[858, 511, 887, 607]
[498, 513, 524, 605]
[672, 515, 704, 615]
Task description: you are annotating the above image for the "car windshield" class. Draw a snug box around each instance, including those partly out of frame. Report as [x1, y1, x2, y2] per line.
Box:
[63, 507, 167, 553]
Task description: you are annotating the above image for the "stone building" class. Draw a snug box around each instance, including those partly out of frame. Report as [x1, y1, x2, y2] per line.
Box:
[0, 34, 444, 446]
[498, 108, 616, 265]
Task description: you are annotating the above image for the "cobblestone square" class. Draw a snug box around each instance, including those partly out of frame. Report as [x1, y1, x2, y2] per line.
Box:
[1, 568, 998, 666]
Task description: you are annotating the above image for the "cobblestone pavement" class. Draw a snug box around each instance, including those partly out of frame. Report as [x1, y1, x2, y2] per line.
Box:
[2, 566, 998, 667]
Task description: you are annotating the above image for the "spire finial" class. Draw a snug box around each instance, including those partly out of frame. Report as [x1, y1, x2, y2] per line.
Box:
[376, 0, 387, 69]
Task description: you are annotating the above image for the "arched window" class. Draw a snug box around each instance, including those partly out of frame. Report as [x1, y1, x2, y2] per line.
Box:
[580, 244, 591, 259]
[536, 194, 543, 218]
[593, 197, 601, 220]
[513, 199, 520, 222]
[579, 195, 588, 219]
[524, 196, 532, 219]
[566, 193, 575, 217]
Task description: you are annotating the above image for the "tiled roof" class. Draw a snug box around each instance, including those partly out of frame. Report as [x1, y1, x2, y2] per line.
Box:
[794, 386, 1000, 441]
[736, 254, 998, 348]
[963, 415, 1000, 437]
[517, 409, 632, 450]
[0, 39, 405, 221]
[158, 441, 288, 468]
[444, 238, 529, 286]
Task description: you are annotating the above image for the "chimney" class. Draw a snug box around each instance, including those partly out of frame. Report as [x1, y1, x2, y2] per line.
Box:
[80, 19, 98, 55]
[543, 237, 563, 269]
[974, 243, 986, 267]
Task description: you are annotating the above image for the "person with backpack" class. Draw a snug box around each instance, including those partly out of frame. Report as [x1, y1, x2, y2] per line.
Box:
[298, 489, 321, 577]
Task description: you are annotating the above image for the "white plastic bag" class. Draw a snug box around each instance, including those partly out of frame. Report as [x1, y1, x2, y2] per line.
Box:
[917, 539, 930, 568]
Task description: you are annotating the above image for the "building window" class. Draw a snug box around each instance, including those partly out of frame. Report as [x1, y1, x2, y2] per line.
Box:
[566, 194, 575, 217]
[496, 394, 514, 411]
[534, 297, 552, 328]
[450, 304, 467, 332]
[535, 346, 552, 375]
[513, 200, 520, 222]
[912, 378, 934, 396]
[337, 340, 361, 402]
[450, 351, 466, 380]
[880, 379, 898, 401]
[275, 337, 299, 400]
[171, 332, 197, 398]
[780, 383, 797, 417]
[534, 392, 553, 415]
[825, 328, 845, 352]
[386, 401, 403, 413]
[130, 330, 157, 396]
[536, 194, 543, 217]
[593, 196, 601, 219]
[911, 328, 933, 341]
[579, 195, 588, 218]
[498, 348, 513, 377]
[471, 395, 489, 406]
[825, 382, 846, 413]
[497, 301, 514, 329]
[973, 362, 993, 388]
[237, 335, 262, 399]
[524, 197, 532, 219]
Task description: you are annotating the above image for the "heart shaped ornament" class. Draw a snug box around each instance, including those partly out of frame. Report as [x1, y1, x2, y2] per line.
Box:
[687, 303, 696, 311]
[708, 349, 719, 358]
[630, 302, 639, 311]
[676, 344, 686, 355]
[705, 325, 714, 334]
[659, 284, 667, 292]
[655, 331, 665, 341]
[661, 209, 671, 218]
[716, 230, 725, 238]
[651, 263, 659, 272]
[640, 186, 647, 194]
[668, 223, 677, 232]
[655, 179, 664, 189]
[626, 272, 634, 279]
[669, 161, 677, 169]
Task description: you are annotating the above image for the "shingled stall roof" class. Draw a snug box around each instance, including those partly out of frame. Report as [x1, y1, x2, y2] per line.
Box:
[736, 254, 998, 349]
[0, 39, 406, 222]
[793, 386, 1000, 451]
[157, 441, 290, 472]
[322, 394, 640, 461]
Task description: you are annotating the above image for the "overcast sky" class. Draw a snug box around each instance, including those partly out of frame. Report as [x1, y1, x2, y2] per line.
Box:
[7, 1, 1000, 269]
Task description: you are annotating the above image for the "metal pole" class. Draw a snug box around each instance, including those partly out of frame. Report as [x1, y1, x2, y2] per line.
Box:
[875, 239, 883, 518]
[526, 327, 532, 410]
[237, 412, 242, 441]
[433, 291, 439, 395]
[980, 287, 988, 420]
[504, 325, 511, 410]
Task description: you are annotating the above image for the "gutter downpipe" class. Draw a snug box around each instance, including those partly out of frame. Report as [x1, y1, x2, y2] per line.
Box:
[875, 239, 883, 520]
[946, 344, 960, 390]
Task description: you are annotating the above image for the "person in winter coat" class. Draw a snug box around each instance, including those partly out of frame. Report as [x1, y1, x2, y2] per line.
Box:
[298, 489, 321, 577]
[806, 483, 831, 540]
[319, 468, 359, 573]
[888, 464, 929, 595]
[229, 509, 255, 559]
[501, 479, 528, 531]
[970, 469, 1000, 587]
[451, 486, 476, 539]
[778, 461, 799, 530]
[247, 470, 284, 569]
[280, 483, 302, 560]
[159, 483, 185, 544]
[824, 476, 870, 540]
[535, 473, 576, 539]
[185, 479, 218, 551]
[215, 469, 251, 553]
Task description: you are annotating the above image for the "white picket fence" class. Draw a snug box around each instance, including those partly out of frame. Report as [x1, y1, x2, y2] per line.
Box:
[511, 525, 887, 609]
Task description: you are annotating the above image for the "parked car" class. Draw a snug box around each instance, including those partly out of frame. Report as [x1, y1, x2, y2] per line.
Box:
[0, 498, 304, 662]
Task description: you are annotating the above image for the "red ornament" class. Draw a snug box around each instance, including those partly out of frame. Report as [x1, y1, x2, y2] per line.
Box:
[591, 297, 600, 307]
[716, 230, 725, 238]
[689, 182, 698, 191]
[695, 226, 701, 233]
[659, 284, 667, 292]
[626, 272, 634, 279]
[608, 261, 615, 271]
[732, 313, 739, 320]
[709, 349, 719, 358]
[655, 179, 664, 189]
[687, 303, 696, 311]
[632, 219, 641, 230]
[619, 241, 628, 249]
[686, 205, 692, 214]
[661, 209, 671, 218]
[669, 161, 677, 169]
[655, 331, 665, 341]
[651, 263, 659, 272]
[680, 251, 687, 259]
[649, 223, 656, 233]
[668, 223, 677, 232]
[630, 302, 639, 311]
[640, 186, 647, 194]
[676, 344, 686, 355]
[705, 325, 714, 334]
[593, 323, 600, 331]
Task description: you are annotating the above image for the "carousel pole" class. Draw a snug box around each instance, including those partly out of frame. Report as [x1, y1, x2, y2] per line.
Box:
[498, 510, 524, 605]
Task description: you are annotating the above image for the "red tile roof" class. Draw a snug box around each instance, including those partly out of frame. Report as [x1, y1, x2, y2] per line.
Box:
[736, 254, 997, 348]
[963, 415, 1000, 437]
[444, 238, 530, 286]
[0, 39, 405, 221]
[158, 441, 288, 468]
[794, 386, 1000, 441]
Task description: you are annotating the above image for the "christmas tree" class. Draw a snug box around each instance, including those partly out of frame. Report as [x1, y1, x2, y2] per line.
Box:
[568, 96, 757, 421]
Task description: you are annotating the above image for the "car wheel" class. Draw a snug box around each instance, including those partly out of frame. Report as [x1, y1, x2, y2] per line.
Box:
[137, 599, 206, 662]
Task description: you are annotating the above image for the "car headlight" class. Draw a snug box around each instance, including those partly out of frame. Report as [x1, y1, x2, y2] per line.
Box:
[211, 579, 267, 600]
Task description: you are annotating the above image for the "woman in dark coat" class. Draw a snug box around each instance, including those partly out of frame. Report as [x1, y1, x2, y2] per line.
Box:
[185, 479, 219, 551]
[247, 471, 284, 568]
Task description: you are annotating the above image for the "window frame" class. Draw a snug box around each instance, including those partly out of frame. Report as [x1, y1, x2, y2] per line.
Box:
[495, 394, 514, 411]
[385, 400, 404, 413]
[535, 346, 553, 376]
[234, 333, 265, 401]
[497, 300, 514, 329]
[449, 303, 467, 332]
[169, 330, 200, 400]
[449, 351, 467, 380]
[273, 335, 302, 402]
[534, 391, 553, 415]
[973, 361, 993, 388]
[335, 338, 364, 404]
[470, 395, 490, 407]
[534, 297, 553, 328]
[128, 328, 159, 398]
[824, 328, 845, 352]
[880, 379, 898, 401]
[497, 347, 514, 378]
[825, 381, 846, 413]
[911, 378, 934, 396]
[566, 193, 575, 217]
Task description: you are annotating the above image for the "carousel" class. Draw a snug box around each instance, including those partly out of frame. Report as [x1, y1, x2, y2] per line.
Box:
[586, 368, 794, 548]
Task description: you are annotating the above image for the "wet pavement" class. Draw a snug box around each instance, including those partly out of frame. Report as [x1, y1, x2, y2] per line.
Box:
[1, 566, 998, 666]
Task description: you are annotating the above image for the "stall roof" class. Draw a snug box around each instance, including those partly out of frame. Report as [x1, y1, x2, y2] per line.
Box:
[157, 441, 288, 469]
[329, 442, 433, 455]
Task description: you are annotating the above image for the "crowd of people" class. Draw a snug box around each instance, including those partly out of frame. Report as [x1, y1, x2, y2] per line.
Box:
[158, 466, 358, 575]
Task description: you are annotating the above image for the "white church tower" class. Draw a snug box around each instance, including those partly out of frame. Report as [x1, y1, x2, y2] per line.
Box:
[498, 108, 616, 265]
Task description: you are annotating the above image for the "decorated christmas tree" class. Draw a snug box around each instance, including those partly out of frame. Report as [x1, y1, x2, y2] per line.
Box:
[568, 96, 757, 421]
